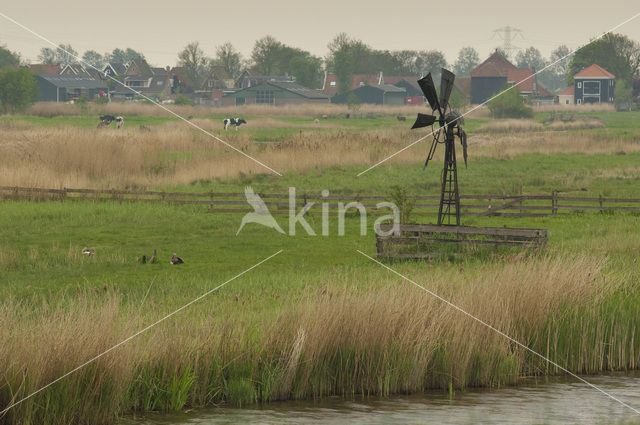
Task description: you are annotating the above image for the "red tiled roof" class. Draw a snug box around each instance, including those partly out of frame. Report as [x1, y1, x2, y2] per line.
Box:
[574, 64, 615, 79]
[28, 64, 60, 75]
[470, 52, 518, 77]
[559, 86, 575, 96]
[382, 75, 420, 85]
[507, 69, 534, 92]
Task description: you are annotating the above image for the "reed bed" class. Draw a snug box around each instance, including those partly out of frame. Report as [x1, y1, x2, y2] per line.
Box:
[1, 117, 638, 189]
[1, 254, 638, 424]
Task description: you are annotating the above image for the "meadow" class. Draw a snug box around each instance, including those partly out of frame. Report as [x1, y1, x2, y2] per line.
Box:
[0, 102, 640, 424]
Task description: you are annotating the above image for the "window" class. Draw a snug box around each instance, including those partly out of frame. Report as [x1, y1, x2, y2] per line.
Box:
[359, 82, 365, 87]
[236, 97, 245, 105]
[208, 80, 214, 88]
[577, 82, 582, 88]
[255, 89, 274, 104]
[577, 99, 582, 104]
[565, 99, 569, 105]
[330, 81, 336, 86]
[583, 81, 600, 95]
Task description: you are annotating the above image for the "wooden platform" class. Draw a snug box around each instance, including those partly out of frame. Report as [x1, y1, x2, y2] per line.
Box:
[375, 223, 548, 259]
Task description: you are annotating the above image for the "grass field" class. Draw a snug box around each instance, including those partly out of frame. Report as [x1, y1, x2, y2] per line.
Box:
[1, 103, 640, 424]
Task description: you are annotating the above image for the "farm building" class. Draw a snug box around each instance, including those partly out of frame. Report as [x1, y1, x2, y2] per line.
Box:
[35, 75, 108, 102]
[221, 81, 330, 106]
[470, 52, 552, 104]
[331, 84, 406, 105]
[322, 72, 383, 95]
[573, 64, 615, 104]
[558, 86, 575, 105]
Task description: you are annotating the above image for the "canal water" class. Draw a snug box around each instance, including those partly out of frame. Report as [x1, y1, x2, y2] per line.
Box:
[121, 374, 640, 424]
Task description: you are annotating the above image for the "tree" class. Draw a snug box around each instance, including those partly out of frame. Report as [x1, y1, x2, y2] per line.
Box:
[516, 47, 545, 72]
[487, 84, 533, 118]
[454, 47, 480, 76]
[215, 42, 243, 78]
[290, 54, 323, 88]
[567, 33, 640, 85]
[334, 48, 354, 94]
[82, 50, 104, 69]
[251, 35, 283, 75]
[178, 41, 209, 88]
[38, 44, 78, 66]
[106, 48, 145, 64]
[614, 79, 633, 110]
[0, 67, 38, 113]
[415, 50, 448, 81]
[391, 50, 419, 75]
[0, 45, 20, 68]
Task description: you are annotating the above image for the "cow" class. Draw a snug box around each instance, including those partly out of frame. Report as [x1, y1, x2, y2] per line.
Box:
[223, 117, 247, 130]
[115, 116, 124, 129]
[97, 115, 115, 128]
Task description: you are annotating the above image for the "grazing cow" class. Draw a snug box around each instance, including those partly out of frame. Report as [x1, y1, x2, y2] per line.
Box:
[223, 117, 247, 130]
[115, 116, 124, 129]
[97, 115, 115, 128]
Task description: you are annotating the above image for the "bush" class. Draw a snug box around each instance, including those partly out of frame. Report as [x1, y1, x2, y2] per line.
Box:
[0, 67, 38, 113]
[174, 95, 195, 106]
[487, 84, 533, 118]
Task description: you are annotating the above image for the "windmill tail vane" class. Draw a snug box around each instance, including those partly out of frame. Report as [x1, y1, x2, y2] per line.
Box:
[410, 68, 468, 226]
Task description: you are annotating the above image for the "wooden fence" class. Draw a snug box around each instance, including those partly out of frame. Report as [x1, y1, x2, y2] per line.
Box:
[2, 186, 640, 218]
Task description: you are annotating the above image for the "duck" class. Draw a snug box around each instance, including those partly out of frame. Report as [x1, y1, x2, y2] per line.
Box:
[171, 253, 184, 265]
[82, 247, 95, 256]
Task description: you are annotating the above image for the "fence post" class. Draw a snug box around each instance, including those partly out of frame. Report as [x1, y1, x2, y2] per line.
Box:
[519, 184, 523, 216]
[599, 194, 603, 212]
[552, 190, 557, 215]
[209, 191, 214, 212]
[62, 187, 68, 202]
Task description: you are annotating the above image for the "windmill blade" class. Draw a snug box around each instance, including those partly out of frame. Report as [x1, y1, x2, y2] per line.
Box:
[411, 113, 437, 129]
[423, 136, 439, 170]
[459, 129, 468, 168]
[417, 73, 440, 114]
[439, 68, 455, 111]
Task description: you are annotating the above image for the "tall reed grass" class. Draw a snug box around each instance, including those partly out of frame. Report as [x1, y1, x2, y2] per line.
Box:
[1, 254, 638, 424]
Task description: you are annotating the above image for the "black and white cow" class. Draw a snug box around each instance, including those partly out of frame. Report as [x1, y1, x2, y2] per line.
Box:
[97, 115, 115, 128]
[223, 117, 247, 130]
[115, 116, 124, 129]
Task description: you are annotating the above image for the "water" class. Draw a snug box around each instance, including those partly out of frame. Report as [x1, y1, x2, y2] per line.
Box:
[121, 375, 640, 425]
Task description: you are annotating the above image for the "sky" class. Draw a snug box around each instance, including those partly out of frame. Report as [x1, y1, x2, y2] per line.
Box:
[1, 1, 639, 68]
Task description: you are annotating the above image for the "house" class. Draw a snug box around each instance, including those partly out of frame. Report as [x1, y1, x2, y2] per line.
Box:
[35, 75, 107, 102]
[221, 81, 330, 106]
[200, 66, 235, 91]
[234, 69, 294, 89]
[573, 64, 615, 104]
[558, 86, 574, 105]
[60, 64, 92, 77]
[331, 84, 406, 106]
[109, 59, 172, 100]
[102, 62, 127, 78]
[390, 79, 424, 105]
[322, 72, 382, 95]
[469, 52, 552, 104]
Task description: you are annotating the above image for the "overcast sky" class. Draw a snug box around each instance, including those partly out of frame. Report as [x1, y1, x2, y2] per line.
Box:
[1, 1, 639, 67]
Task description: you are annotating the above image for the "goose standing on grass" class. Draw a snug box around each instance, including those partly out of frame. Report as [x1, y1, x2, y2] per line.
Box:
[82, 247, 95, 256]
[148, 249, 157, 264]
[171, 253, 184, 265]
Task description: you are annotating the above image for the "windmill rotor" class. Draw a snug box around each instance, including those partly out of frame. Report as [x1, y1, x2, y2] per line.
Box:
[410, 68, 468, 226]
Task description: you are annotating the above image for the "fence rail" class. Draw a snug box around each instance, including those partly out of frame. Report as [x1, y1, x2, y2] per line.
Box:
[2, 186, 640, 217]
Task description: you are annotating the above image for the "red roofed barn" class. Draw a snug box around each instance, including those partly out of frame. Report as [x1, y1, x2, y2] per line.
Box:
[573, 64, 615, 104]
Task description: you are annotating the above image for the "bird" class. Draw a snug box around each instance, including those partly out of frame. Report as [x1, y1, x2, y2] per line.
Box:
[82, 247, 95, 256]
[140, 254, 147, 264]
[148, 249, 157, 264]
[236, 186, 285, 235]
[171, 253, 184, 265]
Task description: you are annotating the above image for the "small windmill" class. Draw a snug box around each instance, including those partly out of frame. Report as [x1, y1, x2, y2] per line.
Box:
[411, 68, 468, 226]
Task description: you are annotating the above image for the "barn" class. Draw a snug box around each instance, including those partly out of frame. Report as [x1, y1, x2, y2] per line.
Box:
[221, 81, 330, 106]
[35, 75, 108, 102]
[331, 84, 406, 105]
[573, 64, 615, 104]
